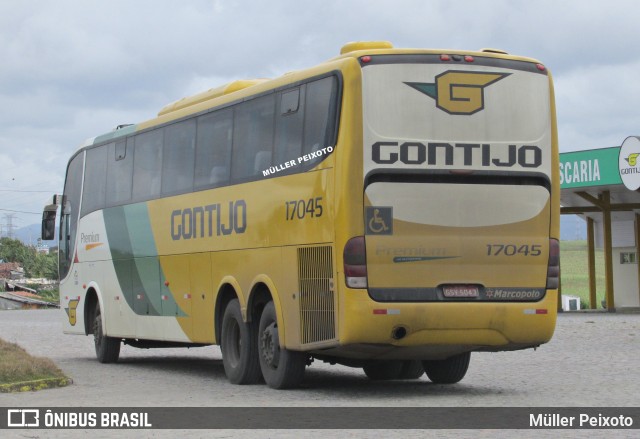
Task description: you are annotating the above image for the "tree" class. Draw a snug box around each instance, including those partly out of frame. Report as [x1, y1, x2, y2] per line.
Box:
[0, 237, 29, 265]
[0, 237, 58, 279]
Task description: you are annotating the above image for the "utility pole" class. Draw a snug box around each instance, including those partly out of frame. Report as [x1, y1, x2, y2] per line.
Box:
[3, 214, 17, 239]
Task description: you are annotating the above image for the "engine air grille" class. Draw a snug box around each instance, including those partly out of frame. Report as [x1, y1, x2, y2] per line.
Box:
[297, 246, 335, 344]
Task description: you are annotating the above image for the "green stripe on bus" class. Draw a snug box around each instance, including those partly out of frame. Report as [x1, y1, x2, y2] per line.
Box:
[104, 204, 186, 317]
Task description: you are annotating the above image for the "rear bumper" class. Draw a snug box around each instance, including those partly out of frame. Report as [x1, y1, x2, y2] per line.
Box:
[329, 287, 557, 360]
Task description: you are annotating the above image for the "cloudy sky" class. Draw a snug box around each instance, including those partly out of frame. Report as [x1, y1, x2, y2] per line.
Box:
[1, 0, 639, 234]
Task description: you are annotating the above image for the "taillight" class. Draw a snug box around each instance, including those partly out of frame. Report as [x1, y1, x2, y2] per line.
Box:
[546, 239, 560, 289]
[344, 236, 367, 288]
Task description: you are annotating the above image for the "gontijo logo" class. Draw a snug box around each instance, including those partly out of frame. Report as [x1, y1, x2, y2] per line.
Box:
[619, 136, 640, 190]
[624, 153, 640, 166]
[405, 70, 510, 115]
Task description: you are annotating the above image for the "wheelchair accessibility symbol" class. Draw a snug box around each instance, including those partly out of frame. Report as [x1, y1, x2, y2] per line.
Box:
[366, 206, 393, 235]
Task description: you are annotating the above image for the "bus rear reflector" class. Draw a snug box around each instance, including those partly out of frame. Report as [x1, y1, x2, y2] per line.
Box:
[344, 236, 367, 288]
[546, 239, 560, 289]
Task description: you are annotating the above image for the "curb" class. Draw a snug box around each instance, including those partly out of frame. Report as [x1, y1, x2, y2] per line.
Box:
[0, 376, 73, 393]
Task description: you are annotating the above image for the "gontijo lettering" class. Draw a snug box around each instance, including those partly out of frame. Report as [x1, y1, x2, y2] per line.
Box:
[372, 142, 541, 168]
[171, 200, 246, 241]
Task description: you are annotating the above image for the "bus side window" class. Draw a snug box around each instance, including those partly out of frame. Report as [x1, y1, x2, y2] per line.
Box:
[274, 87, 304, 170]
[132, 129, 164, 201]
[232, 94, 275, 180]
[162, 119, 196, 195]
[81, 144, 109, 217]
[303, 76, 338, 164]
[106, 139, 133, 205]
[195, 109, 233, 189]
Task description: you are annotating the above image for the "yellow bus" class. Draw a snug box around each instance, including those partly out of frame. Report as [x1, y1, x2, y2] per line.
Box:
[42, 41, 560, 389]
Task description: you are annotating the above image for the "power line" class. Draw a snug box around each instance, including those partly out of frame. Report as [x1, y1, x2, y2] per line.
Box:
[0, 208, 41, 215]
[0, 189, 53, 193]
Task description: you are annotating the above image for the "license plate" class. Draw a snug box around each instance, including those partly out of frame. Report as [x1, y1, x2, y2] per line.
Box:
[442, 285, 479, 298]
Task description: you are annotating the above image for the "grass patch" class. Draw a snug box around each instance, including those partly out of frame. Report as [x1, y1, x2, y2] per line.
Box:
[560, 240, 606, 309]
[0, 337, 71, 392]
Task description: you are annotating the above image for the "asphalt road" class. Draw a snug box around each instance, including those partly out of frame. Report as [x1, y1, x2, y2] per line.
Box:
[1, 309, 638, 438]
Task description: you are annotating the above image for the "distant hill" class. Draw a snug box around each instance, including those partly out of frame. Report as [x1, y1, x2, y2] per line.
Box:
[12, 223, 58, 247]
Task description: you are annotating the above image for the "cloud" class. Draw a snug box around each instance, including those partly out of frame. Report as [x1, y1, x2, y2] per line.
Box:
[555, 59, 640, 151]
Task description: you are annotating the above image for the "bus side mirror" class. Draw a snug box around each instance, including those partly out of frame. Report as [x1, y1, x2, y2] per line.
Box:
[41, 194, 62, 240]
[41, 210, 57, 241]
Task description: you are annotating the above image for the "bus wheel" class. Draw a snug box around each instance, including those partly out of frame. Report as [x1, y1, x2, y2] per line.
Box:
[398, 360, 424, 380]
[362, 360, 403, 380]
[93, 305, 120, 363]
[220, 299, 261, 385]
[422, 352, 470, 384]
[258, 301, 306, 389]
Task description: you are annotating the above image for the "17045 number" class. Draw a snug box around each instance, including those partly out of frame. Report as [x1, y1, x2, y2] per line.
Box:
[486, 244, 542, 256]
[285, 197, 323, 220]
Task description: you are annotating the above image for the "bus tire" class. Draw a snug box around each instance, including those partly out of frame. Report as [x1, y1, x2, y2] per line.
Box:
[362, 360, 404, 380]
[398, 360, 425, 380]
[258, 301, 306, 389]
[220, 299, 261, 385]
[422, 352, 470, 384]
[93, 305, 120, 364]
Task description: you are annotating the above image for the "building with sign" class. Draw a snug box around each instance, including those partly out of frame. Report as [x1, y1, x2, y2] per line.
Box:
[560, 136, 640, 311]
